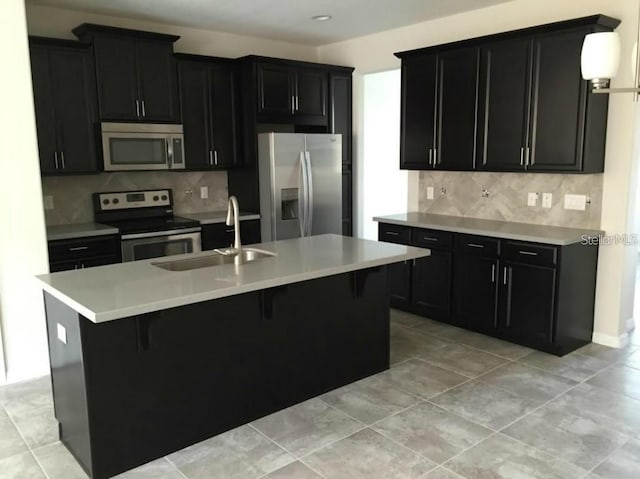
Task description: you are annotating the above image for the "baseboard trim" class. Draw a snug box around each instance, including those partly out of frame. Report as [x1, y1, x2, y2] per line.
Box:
[627, 317, 636, 333]
[592, 331, 630, 348]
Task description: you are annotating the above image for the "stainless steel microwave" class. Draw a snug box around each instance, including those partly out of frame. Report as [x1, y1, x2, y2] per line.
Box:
[101, 123, 185, 171]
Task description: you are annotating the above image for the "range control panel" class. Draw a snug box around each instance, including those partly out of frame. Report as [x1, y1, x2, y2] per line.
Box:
[95, 190, 172, 211]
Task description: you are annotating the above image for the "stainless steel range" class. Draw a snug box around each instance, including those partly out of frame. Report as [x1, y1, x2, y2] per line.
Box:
[93, 189, 201, 262]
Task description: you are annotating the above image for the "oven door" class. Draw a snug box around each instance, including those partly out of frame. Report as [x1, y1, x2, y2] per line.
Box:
[121, 229, 202, 262]
[102, 126, 185, 171]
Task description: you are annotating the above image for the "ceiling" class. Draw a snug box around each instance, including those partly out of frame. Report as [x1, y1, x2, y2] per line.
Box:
[26, 0, 513, 45]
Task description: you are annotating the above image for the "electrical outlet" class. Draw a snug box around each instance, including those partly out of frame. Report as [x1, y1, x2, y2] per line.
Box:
[200, 186, 209, 199]
[542, 193, 553, 209]
[57, 323, 67, 344]
[426, 187, 434, 200]
[43, 195, 54, 210]
[564, 194, 587, 211]
[527, 192, 538, 207]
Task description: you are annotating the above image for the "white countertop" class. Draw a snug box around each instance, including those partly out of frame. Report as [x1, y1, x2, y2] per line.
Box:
[47, 223, 119, 241]
[36, 234, 429, 323]
[374, 212, 603, 246]
[183, 211, 260, 225]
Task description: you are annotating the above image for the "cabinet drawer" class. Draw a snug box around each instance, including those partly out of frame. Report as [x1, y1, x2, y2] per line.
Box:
[502, 241, 557, 266]
[49, 235, 120, 262]
[454, 234, 500, 257]
[411, 228, 452, 249]
[378, 223, 411, 244]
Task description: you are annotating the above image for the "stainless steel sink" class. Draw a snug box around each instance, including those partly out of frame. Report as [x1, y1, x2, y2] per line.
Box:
[152, 248, 277, 272]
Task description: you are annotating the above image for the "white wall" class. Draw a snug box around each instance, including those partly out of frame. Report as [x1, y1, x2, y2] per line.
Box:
[318, 0, 640, 347]
[25, 4, 318, 61]
[0, 0, 51, 384]
[361, 70, 407, 239]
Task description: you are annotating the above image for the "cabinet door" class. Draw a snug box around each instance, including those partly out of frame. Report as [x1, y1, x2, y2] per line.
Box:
[239, 220, 261, 245]
[477, 39, 532, 171]
[136, 40, 179, 122]
[209, 65, 238, 168]
[499, 262, 556, 344]
[342, 169, 353, 236]
[178, 61, 212, 170]
[411, 251, 451, 321]
[201, 223, 230, 251]
[295, 69, 327, 120]
[400, 54, 437, 169]
[437, 48, 479, 170]
[388, 261, 412, 309]
[50, 48, 99, 174]
[330, 73, 352, 167]
[257, 64, 293, 117]
[527, 30, 588, 171]
[29, 47, 58, 175]
[453, 255, 498, 331]
[93, 34, 139, 120]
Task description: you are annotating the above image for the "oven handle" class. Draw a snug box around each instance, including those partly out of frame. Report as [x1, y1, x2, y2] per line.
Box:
[121, 227, 202, 240]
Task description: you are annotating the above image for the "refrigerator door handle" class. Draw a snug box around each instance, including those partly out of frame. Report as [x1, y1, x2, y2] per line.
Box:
[304, 151, 314, 236]
[299, 152, 309, 236]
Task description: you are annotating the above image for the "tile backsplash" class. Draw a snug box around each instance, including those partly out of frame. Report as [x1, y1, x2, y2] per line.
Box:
[417, 171, 602, 229]
[42, 171, 228, 225]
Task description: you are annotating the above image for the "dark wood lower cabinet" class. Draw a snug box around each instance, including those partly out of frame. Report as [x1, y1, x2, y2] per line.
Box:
[379, 222, 598, 356]
[44, 267, 389, 479]
[499, 261, 556, 345]
[201, 219, 261, 250]
[411, 252, 451, 321]
[453, 255, 498, 331]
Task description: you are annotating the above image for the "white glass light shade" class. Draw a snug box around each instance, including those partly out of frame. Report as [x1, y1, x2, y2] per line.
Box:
[581, 32, 621, 82]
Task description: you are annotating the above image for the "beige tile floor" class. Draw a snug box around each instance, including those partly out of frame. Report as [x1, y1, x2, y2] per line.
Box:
[1, 309, 639, 479]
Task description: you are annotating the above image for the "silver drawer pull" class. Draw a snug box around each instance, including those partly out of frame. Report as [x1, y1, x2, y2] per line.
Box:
[468, 243, 484, 248]
[68, 246, 89, 252]
[421, 236, 439, 242]
[519, 250, 538, 256]
[385, 231, 399, 236]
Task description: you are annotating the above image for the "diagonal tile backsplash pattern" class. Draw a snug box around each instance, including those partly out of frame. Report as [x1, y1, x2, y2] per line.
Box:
[42, 171, 229, 225]
[418, 171, 603, 229]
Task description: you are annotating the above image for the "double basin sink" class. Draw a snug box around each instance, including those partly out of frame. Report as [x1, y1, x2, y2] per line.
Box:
[153, 248, 276, 272]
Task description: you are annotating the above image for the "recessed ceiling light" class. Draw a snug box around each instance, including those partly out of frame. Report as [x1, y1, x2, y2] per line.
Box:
[312, 15, 332, 21]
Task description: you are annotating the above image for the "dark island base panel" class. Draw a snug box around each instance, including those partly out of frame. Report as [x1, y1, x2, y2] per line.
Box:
[44, 267, 390, 479]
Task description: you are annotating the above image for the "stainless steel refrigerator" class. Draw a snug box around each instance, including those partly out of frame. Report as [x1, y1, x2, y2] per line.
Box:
[258, 133, 342, 241]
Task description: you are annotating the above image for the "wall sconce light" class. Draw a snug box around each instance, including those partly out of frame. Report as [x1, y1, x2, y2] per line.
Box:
[581, 10, 640, 100]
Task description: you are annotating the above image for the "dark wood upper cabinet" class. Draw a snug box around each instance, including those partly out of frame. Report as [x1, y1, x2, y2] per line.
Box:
[73, 24, 180, 123]
[477, 38, 532, 171]
[400, 54, 437, 169]
[178, 56, 238, 170]
[255, 61, 328, 125]
[396, 14, 619, 174]
[29, 38, 99, 175]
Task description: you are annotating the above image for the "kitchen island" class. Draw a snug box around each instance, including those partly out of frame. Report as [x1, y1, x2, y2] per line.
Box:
[37, 234, 429, 479]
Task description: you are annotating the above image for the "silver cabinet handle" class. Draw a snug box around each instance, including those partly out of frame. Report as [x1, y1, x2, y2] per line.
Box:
[433, 148, 438, 168]
[291, 95, 295, 115]
[428, 148, 432, 166]
[467, 243, 484, 248]
[491, 264, 496, 283]
[69, 246, 89, 252]
[421, 236, 439, 242]
[503, 267, 508, 285]
[209, 150, 213, 166]
[412, 258, 416, 266]
[295, 95, 299, 111]
[60, 151, 65, 169]
[520, 147, 524, 166]
[141, 100, 146, 118]
[385, 231, 399, 236]
[519, 250, 538, 256]
[214, 150, 218, 166]
[525, 146, 530, 166]
[136, 100, 140, 117]
[80, 263, 85, 269]
[54, 152, 59, 169]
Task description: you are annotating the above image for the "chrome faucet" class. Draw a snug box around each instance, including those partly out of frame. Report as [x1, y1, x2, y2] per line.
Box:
[226, 195, 242, 253]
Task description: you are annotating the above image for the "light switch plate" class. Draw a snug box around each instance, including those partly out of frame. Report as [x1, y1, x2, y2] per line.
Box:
[426, 187, 434, 200]
[542, 193, 552, 209]
[200, 186, 209, 199]
[44, 196, 54, 210]
[564, 194, 587, 211]
[527, 192, 538, 207]
[57, 323, 67, 344]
